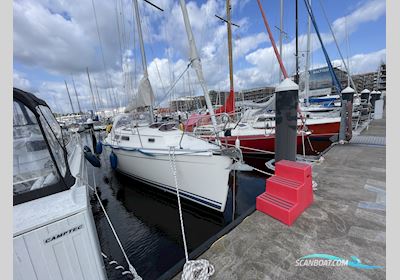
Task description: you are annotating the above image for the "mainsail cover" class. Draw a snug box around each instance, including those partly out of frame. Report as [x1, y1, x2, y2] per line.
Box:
[125, 76, 154, 112]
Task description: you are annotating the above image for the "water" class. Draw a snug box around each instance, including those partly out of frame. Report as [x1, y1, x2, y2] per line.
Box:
[82, 132, 267, 280]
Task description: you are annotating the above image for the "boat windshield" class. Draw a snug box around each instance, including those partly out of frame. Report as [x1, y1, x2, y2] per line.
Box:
[13, 101, 60, 196]
[36, 105, 67, 176]
[114, 112, 152, 130]
[114, 114, 135, 130]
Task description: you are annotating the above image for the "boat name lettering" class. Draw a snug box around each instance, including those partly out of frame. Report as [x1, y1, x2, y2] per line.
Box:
[44, 225, 83, 243]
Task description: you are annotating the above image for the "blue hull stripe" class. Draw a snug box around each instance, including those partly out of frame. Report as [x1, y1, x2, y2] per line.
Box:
[117, 170, 223, 211]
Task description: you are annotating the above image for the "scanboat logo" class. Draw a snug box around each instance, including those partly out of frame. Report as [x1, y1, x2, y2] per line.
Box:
[44, 225, 83, 244]
[295, 254, 383, 270]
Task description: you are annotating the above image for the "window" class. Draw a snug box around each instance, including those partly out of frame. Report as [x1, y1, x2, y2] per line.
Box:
[158, 123, 177, 131]
[37, 106, 67, 177]
[114, 114, 134, 130]
[149, 123, 163, 128]
[13, 101, 60, 196]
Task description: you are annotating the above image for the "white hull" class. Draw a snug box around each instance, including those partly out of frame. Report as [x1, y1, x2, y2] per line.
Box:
[14, 134, 107, 280]
[108, 147, 231, 212]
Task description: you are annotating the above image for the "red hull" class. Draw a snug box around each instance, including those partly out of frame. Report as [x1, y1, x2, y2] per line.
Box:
[217, 134, 307, 155]
[306, 121, 340, 136]
[196, 121, 341, 156]
[302, 121, 341, 154]
[219, 122, 340, 155]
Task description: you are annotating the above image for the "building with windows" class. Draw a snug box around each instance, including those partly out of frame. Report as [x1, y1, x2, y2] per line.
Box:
[377, 63, 386, 92]
[209, 87, 275, 106]
[298, 66, 349, 96]
[169, 95, 205, 112]
[352, 72, 377, 92]
[299, 64, 387, 95]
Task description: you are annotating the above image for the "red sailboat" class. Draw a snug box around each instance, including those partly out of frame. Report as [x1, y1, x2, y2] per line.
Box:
[185, 0, 314, 156]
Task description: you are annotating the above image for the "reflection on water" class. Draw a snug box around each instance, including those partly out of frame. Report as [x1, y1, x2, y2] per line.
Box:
[82, 132, 266, 279]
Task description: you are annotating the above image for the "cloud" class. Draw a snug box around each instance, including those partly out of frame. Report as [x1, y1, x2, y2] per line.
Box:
[331, 48, 386, 75]
[241, 0, 386, 88]
[13, 0, 386, 111]
[331, 0, 386, 41]
[13, 71, 31, 90]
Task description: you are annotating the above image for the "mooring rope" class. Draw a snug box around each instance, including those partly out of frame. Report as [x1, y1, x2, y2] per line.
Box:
[101, 251, 137, 278]
[168, 147, 215, 280]
[79, 168, 142, 280]
[232, 158, 274, 177]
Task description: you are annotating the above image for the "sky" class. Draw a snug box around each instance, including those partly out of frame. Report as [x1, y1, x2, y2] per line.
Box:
[13, 0, 386, 113]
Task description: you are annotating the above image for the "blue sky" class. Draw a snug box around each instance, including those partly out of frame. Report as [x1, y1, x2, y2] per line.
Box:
[13, 0, 386, 113]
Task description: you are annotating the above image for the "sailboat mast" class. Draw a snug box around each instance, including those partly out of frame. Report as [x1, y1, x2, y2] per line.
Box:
[133, 0, 154, 123]
[304, 0, 311, 106]
[71, 75, 83, 114]
[226, 0, 234, 94]
[303, 0, 342, 94]
[317, 0, 357, 93]
[345, 16, 350, 87]
[225, 0, 236, 114]
[86, 67, 98, 114]
[178, 0, 218, 129]
[256, 0, 288, 78]
[64, 80, 76, 114]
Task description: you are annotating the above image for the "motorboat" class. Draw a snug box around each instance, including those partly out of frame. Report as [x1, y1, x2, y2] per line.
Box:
[13, 88, 107, 279]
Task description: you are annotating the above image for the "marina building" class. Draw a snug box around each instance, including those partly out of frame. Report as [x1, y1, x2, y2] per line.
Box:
[352, 72, 377, 92]
[168, 63, 387, 112]
[299, 63, 386, 95]
[377, 63, 386, 92]
[298, 66, 348, 96]
[209, 87, 275, 106]
[169, 95, 205, 112]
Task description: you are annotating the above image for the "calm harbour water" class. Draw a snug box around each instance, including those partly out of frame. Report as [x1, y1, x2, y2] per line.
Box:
[82, 132, 268, 280]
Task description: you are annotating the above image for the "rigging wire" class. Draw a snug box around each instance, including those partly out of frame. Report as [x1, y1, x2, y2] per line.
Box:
[141, 8, 168, 101]
[71, 74, 83, 113]
[315, 0, 356, 92]
[93, 76, 104, 111]
[114, 0, 124, 68]
[114, 0, 128, 106]
[91, 0, 118, 110]
[119, 0, 132, 105]
[155, 60, 194, 108]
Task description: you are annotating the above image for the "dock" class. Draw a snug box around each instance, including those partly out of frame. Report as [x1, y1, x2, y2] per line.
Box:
[174, 116, 386, 279]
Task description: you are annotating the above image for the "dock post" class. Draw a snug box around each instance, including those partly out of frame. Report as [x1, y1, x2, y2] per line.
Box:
[341, 86, 355, 141]
[275, 78, 299, 162]
[339, 100, 347, 142]
[360, 88, 371, 103]
[370, 90, 379, 109]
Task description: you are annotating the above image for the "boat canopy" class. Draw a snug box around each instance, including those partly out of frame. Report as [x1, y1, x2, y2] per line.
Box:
[13, 88, 75, 206]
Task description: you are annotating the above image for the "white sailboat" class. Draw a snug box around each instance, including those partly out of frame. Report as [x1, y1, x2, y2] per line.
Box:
[103, 0, 233, 212]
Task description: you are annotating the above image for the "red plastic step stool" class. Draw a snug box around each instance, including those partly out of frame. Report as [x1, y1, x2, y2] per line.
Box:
[256, 160, 313, 226]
